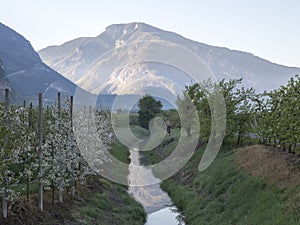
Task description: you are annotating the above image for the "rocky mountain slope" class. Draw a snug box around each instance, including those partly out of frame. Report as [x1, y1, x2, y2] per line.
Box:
[39, 22, 300, 97]
[0, 23, 76, 104]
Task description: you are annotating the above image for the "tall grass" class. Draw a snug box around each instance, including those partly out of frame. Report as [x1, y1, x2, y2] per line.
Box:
[142, 129, 300, 225]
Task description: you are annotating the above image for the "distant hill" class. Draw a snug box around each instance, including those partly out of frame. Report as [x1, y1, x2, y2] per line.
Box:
[0, 23, 77, 104]
[39, 22, 300, 97]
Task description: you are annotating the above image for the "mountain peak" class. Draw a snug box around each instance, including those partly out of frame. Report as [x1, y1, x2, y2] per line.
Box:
[104, 22, 161, 38]
[106, 22, 140, 32]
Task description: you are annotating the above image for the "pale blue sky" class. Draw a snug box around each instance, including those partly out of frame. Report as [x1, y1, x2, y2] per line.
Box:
[1, 0, 300, 67]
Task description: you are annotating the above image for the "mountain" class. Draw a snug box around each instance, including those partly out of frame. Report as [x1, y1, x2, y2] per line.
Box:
[39, 22, 300, 98]
[0, 59, 5, 79]
[0, 59, 9, 101]
[0, 23, 76, 104]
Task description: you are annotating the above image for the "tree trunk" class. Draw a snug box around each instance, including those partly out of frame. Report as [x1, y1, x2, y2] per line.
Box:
[288, 144, 292, 153]
[27, 102, 33, 202]
[26, 177, 29, 202]
[38, 93, 43, 211]
[237, 131, 241, 145]
[58, 92, 63, 203]
[273, 139, 276, 148]
[51, 180, 55, 205]
[2, 89, 9, 219]
[186, 126, 191, 137]
[70, 96, 76, 196]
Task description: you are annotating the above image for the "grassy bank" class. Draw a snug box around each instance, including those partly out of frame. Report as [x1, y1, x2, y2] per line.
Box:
[0, 141, 146, 225]
[141, 130, 300, 225]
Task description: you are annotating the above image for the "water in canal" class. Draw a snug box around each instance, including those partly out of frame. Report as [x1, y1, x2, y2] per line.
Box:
[128, 148, 184, 225]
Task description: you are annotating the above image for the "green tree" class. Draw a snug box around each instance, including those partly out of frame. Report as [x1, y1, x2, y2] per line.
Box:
[256, 75, 300, 152]
[185, 78, 256, 145]
[176, 91, 196, 137]
[234, 86, 257, 145]
[159, 109, 180, 129]
[138, 95, 162, 129]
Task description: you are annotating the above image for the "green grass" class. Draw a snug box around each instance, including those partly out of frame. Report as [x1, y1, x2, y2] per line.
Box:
[142, 130, 300, 225]
[74, 139, 146, 225]
[139, 128, 180, 165]
[110, 141, 131, 164]
[77, 182, 146, 225]
[130, 125, 150, 139]
[73, 137, 147, 225]
[84, 140, 146, 225]
[162, 152, 298, 225]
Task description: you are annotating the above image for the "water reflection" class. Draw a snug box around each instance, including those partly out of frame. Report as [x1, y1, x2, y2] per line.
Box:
[128, 148, 184, 225]
[146, 207, 183, 225]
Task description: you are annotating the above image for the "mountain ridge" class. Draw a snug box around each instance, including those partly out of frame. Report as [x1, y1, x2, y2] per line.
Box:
[0, 22, 77, 103]
[39, 22, 300, 96]
[103, 22, 300, 69]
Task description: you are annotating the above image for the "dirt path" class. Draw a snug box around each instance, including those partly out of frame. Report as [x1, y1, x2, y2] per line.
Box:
[235, 145, 300, 187]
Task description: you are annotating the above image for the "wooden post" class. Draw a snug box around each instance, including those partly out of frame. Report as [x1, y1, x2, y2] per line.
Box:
[70, 96, 76, 196]
[70, 96, 73, 129]
[23, 99, 29, 202]
[2, 89, 9, 219]
[29, 103, 33, 130]
[58, 92, 61, 118]
[26, 102, 33, 202]
[38, 93, 43, 211]
[58, 92, 63, 203]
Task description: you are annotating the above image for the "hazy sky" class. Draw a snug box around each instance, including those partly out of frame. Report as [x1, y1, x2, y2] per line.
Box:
[1, 0, 300, 67]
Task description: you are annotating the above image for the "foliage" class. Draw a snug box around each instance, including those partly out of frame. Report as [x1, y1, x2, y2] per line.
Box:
[0, 93, 116, 218]
[255, 75, 300, 152]
[159, 109, 180, 129]
[0, 105, 23, 203]
[138, 95, 162, 129]
[176, 91, 197, 136]
[185, 78, 257, 144]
